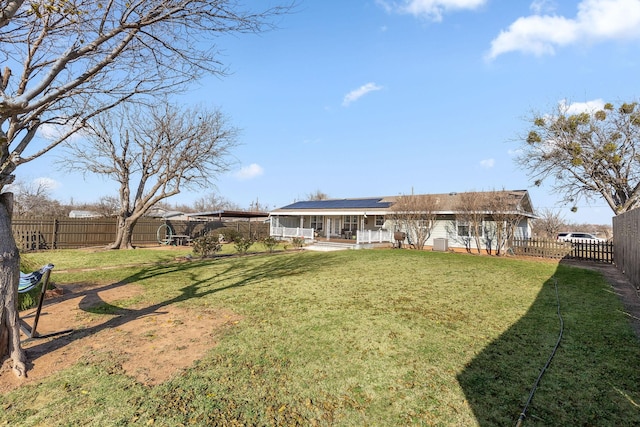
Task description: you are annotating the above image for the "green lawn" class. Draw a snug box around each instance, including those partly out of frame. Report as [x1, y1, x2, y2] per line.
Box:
[4, 248, 640, 426]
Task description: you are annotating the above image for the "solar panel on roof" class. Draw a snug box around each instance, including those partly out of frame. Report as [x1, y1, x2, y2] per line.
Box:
[280, 198, 392, 210]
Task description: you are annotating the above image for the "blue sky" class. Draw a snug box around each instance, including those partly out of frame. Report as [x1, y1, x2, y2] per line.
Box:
[18, 0, 640, 225]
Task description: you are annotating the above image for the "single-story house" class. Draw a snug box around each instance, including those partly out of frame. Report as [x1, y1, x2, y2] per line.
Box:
[269, 190, 535, 250]
[68, 210, 102, 218]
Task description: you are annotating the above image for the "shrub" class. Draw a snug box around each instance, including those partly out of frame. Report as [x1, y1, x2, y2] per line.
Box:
[192, 232, 222, 257]
[261, 236, 279, 253]
[18, 260, 45, 311]
[234, 237, 253, 255]
[218, 227, 243, 243]
[291, 236, 305, 248]
[18, 287, 40, 311]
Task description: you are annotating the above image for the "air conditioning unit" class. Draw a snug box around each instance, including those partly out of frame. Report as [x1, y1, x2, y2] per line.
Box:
[433, 238, 448, 252]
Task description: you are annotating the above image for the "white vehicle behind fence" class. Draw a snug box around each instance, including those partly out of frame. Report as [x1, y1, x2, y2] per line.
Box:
[556, 232, 606, 243]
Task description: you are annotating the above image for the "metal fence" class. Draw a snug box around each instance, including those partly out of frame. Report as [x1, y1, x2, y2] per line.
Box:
[12, 216, 269, 251]
[512, 238, 614, 263]
[613, 209, 640, 289]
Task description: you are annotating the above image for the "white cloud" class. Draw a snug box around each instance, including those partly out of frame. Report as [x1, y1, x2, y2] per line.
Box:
[4, 176, 61, 194]
[487, 0, 640, 60]
[560, 98, 605, 114]
[33, 177, 61, 191]
[532, 99, 606, 155]
[38, 123, 64, 140]
[530, 0, 557, 14]
[234, 163, 264, 180]
[480, 158, 495, 169]
[378, 0, 487, 21]
[37, 122, 86, 142]
[342, 82, 383, 107]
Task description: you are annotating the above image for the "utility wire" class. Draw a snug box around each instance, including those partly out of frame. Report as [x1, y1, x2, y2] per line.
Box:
[515, 277, 564, 427]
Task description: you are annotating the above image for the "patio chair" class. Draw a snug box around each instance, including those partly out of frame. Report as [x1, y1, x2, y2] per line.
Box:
[18, 264, 72, 339]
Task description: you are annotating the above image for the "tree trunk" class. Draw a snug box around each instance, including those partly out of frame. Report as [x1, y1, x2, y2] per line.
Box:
[109, 215, 137, 249]
[0, 193, 26, 377]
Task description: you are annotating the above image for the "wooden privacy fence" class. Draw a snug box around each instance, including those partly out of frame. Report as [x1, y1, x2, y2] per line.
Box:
[12, 216, 269, 251]
[613, 209, 640, 289]
[511, 238, 614, 263]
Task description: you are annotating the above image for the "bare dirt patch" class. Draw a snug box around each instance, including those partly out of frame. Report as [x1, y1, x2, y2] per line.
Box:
[0, 281, 241, 393]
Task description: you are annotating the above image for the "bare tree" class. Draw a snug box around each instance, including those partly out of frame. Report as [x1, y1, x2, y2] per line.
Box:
[389, 193, 439, 250]
[532, 208, 566, 239]
[61, 102, 238, 249]
[485, 190, 527, 255]
[0, 0, 290, 377]
[307, 189, 329, 201]
[6, 179, 66, 216]
[482, 191, 501, 255]
[455, 192, 486, 254]
[193, 193, 241, 212]
[92, 196, 120, 217]
[517, 101, 640, 215]
[248, 198, 271, 212]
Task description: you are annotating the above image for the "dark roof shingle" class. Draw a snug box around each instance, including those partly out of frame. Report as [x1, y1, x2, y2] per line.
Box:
[280, 198, 393, 210]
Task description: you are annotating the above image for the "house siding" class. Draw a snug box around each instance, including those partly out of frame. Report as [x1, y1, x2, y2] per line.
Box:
[384, 216, 531, 250]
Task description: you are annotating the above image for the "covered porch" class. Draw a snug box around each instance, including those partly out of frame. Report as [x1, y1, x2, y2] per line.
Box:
[269, 216, 394, 245]
[269, 197, 397, 245]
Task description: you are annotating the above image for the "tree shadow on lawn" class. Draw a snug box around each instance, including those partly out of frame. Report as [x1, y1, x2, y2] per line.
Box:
[22, 251, 334, 372]
[457, 262, 640, 426]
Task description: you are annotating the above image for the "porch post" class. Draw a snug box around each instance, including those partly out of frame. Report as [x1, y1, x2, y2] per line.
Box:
[326, 217, 330, 241]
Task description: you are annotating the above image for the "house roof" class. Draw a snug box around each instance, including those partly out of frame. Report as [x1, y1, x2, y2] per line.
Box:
[146, 208, 269, 221]
[382, 190, 534, 214]
[270, 190, 535, 217]
[186, 210, 270, 220]
[278, 198, 393, 210]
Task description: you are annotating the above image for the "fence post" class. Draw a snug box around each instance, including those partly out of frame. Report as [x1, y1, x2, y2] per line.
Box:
[52, 218, 59, 249]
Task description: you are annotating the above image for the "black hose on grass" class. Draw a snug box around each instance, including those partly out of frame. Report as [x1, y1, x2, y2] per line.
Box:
[515, 277, 564, 427]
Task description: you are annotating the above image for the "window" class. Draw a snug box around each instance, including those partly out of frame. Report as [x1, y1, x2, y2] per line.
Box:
[343, 215, 357, 231]
[457, 220, 484, 237]
[457, 221, 470, 237]
[310, 216, 323, 231]
[375, 215, 384, 227]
